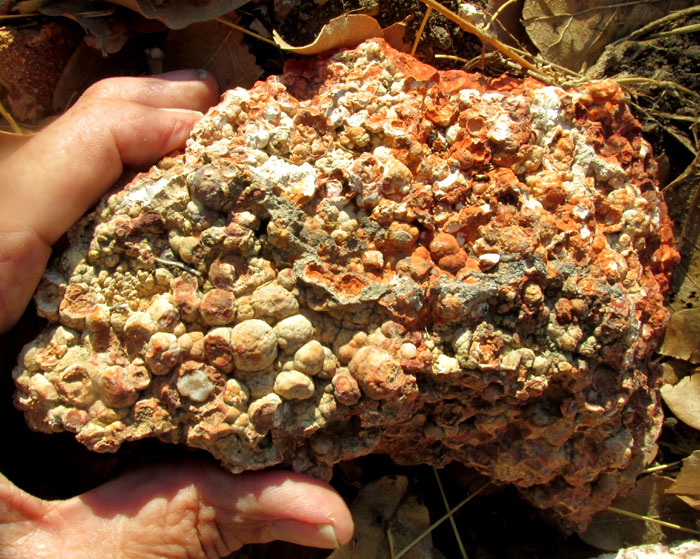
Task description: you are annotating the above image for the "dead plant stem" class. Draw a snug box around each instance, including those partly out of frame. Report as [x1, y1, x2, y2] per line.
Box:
[393, 481, 490, 559]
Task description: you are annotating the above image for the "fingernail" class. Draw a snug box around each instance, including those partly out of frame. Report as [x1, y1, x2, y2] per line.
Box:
[196, 69, 209, 80]
[158, 108, 204, 118]
[315, 524, 340, 548]
[269, 519, 340, 549]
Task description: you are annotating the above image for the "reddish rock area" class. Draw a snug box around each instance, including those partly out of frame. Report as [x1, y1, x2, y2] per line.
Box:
[0, 21, 81, 123]
[13, 39, 679, 532]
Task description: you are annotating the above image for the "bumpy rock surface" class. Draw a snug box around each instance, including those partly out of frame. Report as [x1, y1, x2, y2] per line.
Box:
[13, 39, 679, 531]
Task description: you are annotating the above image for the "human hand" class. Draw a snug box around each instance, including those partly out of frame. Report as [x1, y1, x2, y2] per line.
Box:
[0, 71, 353, 557]
[0, 463, 353, 557]
[0, 69, 217, 333]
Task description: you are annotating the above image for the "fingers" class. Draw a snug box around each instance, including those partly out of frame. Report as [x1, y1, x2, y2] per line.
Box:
[1, 100, 203, 242]
[34, 461, 353, 558]
[83, 70, 219, 113]
[0, 71, 219, 332]
[199, 468, 354, 549]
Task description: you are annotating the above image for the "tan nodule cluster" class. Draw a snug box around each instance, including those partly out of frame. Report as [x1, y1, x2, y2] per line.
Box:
[14, 39, 679, 532]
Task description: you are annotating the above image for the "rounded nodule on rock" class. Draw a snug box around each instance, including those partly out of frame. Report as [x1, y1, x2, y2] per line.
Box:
[248, 393, 282, 431]
[58, 284, 93, 330]
[200, 289, 236, 326]
[98, 365, 139, 408]
[332, 370, 361, 406]
[231, 319, 278, 371]
[55, 363, 94, 407]
[293, 340, 325, 375]
[124, 312, 156, 341]
[274, 314, 314, 354]
[250, 283, 299, 322]
[144, 332, 181, 375]
[177, 368, 215, 402]
[148, 296, 180, 332]
[348, 346, 407, 400]
[274, 370, 315, 400]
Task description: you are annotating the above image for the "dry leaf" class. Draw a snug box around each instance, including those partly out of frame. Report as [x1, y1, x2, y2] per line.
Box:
[38, 0, 130, 54]
[659, 308, 700, 364]
[522, 0, 696, 71]
[51, 39, 152, 113]
[273, 14, 383, 54]
[668, 451, 700, 502]
[329, 475, 435, 559]
[486, 0, 528, 47]
[388, 492, 434, 559]
[661, 373, 700, 431]
[162, 20, 262, 93]
[580, 475, 699, 551]
[110, 0, 250, 30]
[52, 42, 110, 111]
[382, 17, 412, 52]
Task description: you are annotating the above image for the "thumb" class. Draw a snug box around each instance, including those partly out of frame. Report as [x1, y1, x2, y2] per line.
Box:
[0, 71, 218, 333]
[0, 462, 353, 559]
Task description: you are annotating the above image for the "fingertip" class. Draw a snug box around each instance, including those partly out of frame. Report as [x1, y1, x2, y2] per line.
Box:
[81, 70, 220, 114]
[213, 469, 354, 548]
[269, 519, 342, 549]
[154, 69, 220, 110]
[116, 106, 202, 168]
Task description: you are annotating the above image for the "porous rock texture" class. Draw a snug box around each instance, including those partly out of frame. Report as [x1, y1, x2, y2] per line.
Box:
[13, 39, 679, 531]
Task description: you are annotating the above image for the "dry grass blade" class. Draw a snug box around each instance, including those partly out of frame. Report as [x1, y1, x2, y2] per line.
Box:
[432, 467, 467, 559]
[616, 76, 700, 101]
[679, 162, 700, 255]
[522, 1, 667, 24]
[663, 154, 699, 193]
[651, 22, 700, 38]
[607, 506, 700, 537]
[393, 481, 491, 559]
[628, 101, 698, 157]
[435, 53, 469, 63]
[215, 17, 277, 46]
[411, 6, 431, 55]
[619, 4, 700, 43]
[486, 0, 520, 30]
[0, 100, 24, 135]
[642, 461, 683, 475]
[0, 12, 41, 19]
[418, 0, 542, 76]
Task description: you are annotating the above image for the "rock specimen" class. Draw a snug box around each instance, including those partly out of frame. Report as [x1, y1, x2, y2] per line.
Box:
[13, 39, 679, 532]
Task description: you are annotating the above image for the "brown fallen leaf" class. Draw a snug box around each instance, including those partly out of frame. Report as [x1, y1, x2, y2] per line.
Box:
[273, 14, 383, 55]
[661, 373, 700, 431]
[38, 0, 130, 54]
[579, 475, 700, 551]
[329, 475, 435, 559]
[162, 19, 262, 93]
[667, 451, 700, 508]
[382, 17, 412, 52]
[110, 0, 250, 30]
[659, 308, 700, 364]
[388, 492, 434, 559]
[485, 0, 529, 47]
[53, 42, 110, 112]
[522, 0, 696, 71]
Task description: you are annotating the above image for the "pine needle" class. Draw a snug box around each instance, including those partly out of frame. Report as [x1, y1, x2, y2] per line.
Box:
[642, 461, 683, 475]
[0, 99, 24, 135]
[215, 17, 277, 47]
[417, 0, 542, 77]
[433, 467, 468, 559]
[650, 22, 700, 39]
[411, 6, 431, 56]
[607, 506, 700, 537]
[393, 480, 490, 559]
